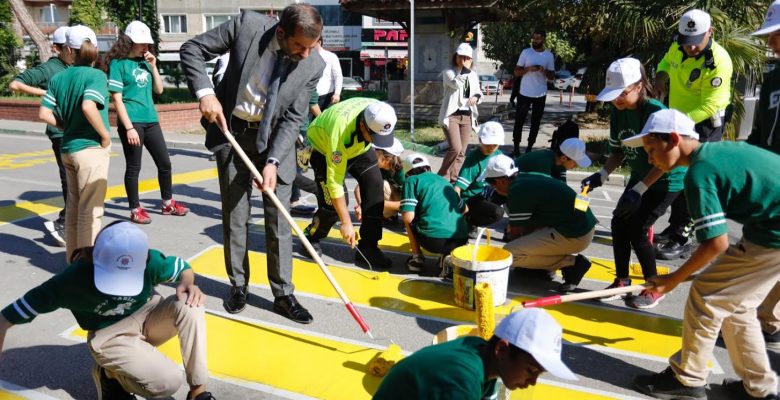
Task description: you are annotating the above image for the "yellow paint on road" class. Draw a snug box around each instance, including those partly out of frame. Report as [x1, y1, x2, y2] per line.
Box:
[192, 246, 684, 360]
[0, 168, 217, 226]
[0, 391, 27, 400]
[254, 220, 670, 283]
[0, 150, 119, 171]
[67, 313, 618, 400]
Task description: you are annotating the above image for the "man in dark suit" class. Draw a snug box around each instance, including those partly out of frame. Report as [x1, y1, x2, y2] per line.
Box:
[180, 4, 324, 323]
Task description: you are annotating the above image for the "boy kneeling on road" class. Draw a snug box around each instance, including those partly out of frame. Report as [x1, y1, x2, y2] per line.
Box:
[0, 221, 213, 400]
[401, 154, 469, 276]
[631, 109, 780, 400]
[483, 155, 595, 293]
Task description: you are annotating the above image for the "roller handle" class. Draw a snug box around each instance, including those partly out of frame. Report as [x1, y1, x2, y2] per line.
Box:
[346, 302, 372, 336]
[523, 283, 651, 308]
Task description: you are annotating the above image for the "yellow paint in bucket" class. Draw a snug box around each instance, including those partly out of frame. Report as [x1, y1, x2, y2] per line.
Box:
[451, 234, 512, 310]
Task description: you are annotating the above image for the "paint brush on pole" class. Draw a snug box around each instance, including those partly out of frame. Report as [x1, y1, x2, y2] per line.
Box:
[217, 125, 376, 339]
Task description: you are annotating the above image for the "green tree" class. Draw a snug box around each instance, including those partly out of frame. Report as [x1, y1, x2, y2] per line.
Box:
[69, 0, 105, 31]
[104, 0, 161, 52]
[0, 1, 21, 94]
[482, 24, 580, 74]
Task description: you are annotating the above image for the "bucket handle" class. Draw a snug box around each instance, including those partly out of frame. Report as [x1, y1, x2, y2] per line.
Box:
[471, 227, 491, 266]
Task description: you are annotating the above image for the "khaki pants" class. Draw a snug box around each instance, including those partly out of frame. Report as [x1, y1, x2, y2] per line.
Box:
[383, 180, 401, 219]
[504, 227, 595, 270]
[670, 238, 780, 397]
[758, 281, 780, 334]
[62, 146, 110, 261]
[88, 295, 208, 398]
[437, 114, 472, 182]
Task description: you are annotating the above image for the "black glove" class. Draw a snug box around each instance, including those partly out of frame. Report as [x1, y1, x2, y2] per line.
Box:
[613, 189, 642, 219]
[460, 67, 471, 75]
[581, 172, 603, 192]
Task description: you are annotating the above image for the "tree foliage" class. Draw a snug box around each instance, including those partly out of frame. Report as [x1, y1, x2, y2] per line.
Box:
[103, 0, 161, 52]
[70, 0, 105, 31]
[482, 24, 580, 74]
[0, 1, 21, 94]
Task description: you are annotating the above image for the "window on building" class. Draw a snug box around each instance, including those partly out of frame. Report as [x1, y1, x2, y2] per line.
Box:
[39, 7, 58, 23]
[205, 15, 234, 30]
[372, 18, 395, 27]
[163, 15, 187, 34]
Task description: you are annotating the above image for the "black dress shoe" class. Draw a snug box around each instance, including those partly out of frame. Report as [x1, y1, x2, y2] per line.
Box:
[273, 294, 313, 324]
[224, 286, 248, 314]
[656, 241, 692, 260]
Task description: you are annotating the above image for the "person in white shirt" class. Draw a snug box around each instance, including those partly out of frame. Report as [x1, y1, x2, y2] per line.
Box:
[512, 30, 555, 155]
[315, 37, 343, 111]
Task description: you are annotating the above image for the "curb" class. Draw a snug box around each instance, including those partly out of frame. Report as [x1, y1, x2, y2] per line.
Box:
[0, 128, 208, 152]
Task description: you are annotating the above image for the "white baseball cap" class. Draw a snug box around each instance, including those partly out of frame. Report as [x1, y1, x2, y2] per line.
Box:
[494, 308, 577, 381]
[66, 25, 97, 50]
[596, 58, 642, 102]
[374, 137, 404, 157]
[125, 21, 154, 45]
[52, 26, 70, 45]
[478, 121, 505, 145]
[93, 222, 149, 297]
[678, 9, 711, 45]
[622, 109, 700, 148]
[364, 101, 397, 148]
[753, 0, 780, 36]
[559, 138, 592, 168]
[482, 154, 518, 180]
[455, 43, 473, 58]
[402, 153, 430, 174]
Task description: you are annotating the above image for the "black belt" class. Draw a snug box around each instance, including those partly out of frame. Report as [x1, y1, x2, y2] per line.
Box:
[230, 115, 261, 133]
[452, 109, 471, 116]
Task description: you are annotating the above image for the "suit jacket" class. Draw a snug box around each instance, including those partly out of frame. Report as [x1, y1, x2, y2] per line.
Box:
[180, 11, 324, 183]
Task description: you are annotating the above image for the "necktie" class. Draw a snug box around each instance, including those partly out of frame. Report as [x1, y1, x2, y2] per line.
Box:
[256, 50, 290, 154]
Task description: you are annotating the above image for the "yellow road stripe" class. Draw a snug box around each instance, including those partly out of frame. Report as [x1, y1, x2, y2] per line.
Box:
[0, 391, 27, 400]
[67, 313, 616, 400]
[253, 220, 670, 283]
[192, 246, 683, 360]
[0, 168, 217, 226]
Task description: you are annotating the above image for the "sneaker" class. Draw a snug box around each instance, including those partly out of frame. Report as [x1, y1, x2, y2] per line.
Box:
[656, 241, 692, 260]
[290, 199, 316, 216]
[130, 207, 152, 224]
[653, 227, 673, 244]
[764, 330, 780, 351]
[162, 199, 189, 216]
[91, 364, 136, 400]
[628, 289, 665, 309]
[407, 254, 425, 272]
[722, 378, 779, 399]
[633, 367, 706, 400]
[355, 244, 392, 270]
[599, 278, 632, 302]
[439, 255, 453, 280]
[558, 255, 591, 293]
[44, 219, 66, 247]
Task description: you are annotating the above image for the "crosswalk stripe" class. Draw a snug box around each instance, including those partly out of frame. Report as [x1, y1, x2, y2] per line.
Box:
[0, 168, 217, 226]
[191, 246, 689, 361]
[252, 220, 670, 283]
[63, 311, 621, 400]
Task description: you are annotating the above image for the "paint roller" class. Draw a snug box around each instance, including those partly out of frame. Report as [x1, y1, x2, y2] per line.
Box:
[216, 125, 376, 339]
[368, 342, 404, 377]
[475, 282, 495, 340]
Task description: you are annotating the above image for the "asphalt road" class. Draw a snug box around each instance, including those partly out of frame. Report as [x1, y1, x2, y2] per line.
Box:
[0, 131, 775, 400]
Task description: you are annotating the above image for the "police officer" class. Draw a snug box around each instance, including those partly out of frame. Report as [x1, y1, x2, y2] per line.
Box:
[653, 9, 733, 259]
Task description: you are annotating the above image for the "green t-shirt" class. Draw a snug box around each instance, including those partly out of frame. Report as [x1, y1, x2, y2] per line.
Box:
[608, 99, 686, 192]
[373, 336, 496, 400]
[382, 167, 406, 191]
[41, 66, 109, 154]
[1, 250, 191, 331]
[307, 97, 377, 199]
[456, 148, 502, 200]
[14, 57, 68, 138]
[507, 172, 597, 238]
[686, 142, 780, 248]
[108, 58, 159, 123]
[515, 149, 566, 182]
[401, 171, 468, 239]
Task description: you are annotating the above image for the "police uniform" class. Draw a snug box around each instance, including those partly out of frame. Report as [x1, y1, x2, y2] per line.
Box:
[304, 98, 386, 250]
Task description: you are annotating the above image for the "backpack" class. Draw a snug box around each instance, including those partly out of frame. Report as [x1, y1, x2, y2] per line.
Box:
[549, 117, 579, 151]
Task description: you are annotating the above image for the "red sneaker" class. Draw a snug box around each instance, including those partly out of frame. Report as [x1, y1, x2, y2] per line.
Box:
[628, 289, 665, 309]
[162, 199, 189, 216]
[130, 207, 152, 224]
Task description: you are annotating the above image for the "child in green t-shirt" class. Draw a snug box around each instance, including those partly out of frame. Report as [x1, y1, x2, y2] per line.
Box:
[0, 221, 214, 400]
[104, 21, 189, 224]
[401, 154, 469, 275]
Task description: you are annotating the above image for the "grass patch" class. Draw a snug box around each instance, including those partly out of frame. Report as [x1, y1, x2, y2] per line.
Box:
[393, 119, 444, 147]
[342, 90, 388, 101]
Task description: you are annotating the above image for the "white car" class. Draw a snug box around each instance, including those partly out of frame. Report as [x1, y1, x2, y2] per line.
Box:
[552, 67, 586, 91]
[479, 75, 500, 95]
[342, 77, 363, 91]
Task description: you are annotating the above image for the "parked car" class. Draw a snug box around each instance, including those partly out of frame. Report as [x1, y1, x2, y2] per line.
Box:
[342, 77, 363, 91]
[551, 67, 587, 91]
[352, 76, 366, 88]
[479, 75, 500, 94]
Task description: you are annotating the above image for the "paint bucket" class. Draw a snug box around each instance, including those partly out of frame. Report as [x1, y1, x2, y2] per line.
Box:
[451, 228, 512, 310]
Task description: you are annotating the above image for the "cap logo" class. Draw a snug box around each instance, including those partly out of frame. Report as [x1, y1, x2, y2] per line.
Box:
[687, 20, 696, 29]
[384, 123, 391, 130]
[768, 9, 775, 19]
[116, 255, 133, 271]
[711, 77, 722, 87]
[331, 151, 342, 164]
